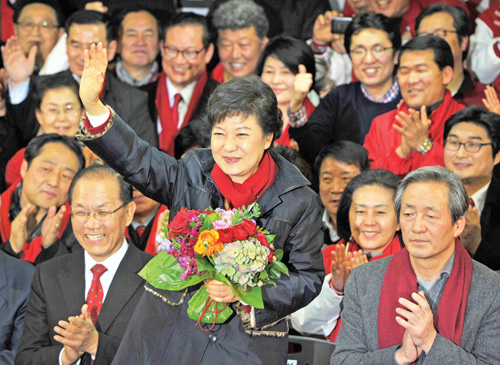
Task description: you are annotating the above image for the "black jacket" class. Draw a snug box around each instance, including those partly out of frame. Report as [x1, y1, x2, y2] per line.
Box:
[82, 112, 325, 364]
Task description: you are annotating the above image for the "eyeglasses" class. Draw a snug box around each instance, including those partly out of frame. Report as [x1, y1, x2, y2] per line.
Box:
[163, 46, 206, 60]
[350, 45, 393, 59]
[71, 202, 128, 222]
[41, 105, 81, 120]
[16, 20, 59, 33]
[417, 29, 458, 39]
[444, 139, 493, 153]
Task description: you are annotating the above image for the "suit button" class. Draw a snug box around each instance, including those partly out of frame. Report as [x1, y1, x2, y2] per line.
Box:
[208, 333, 217, 343]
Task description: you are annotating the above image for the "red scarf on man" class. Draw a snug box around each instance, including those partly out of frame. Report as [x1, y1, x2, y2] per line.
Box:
[210, 152, 278, 209]
[155, 70, 208, 156]
[378, 239, 472, 349]
[0, 178, 71, 263]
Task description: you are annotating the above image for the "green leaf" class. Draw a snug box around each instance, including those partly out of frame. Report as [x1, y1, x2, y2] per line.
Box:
[273, 248, 283, 261]
[269, 265, 281, 279]
[196, 255, 215, 272]
[259, 270, 269, 280]
[266, 234, 276, 245]
[272, 260, 289, 276]
[187, 285, 234, 324]
[211, 273, 264, 309]
[138, 251, 206, 291]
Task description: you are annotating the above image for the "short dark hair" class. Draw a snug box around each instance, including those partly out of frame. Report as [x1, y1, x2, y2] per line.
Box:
[35, 73, 81, 109]
[398, 35, 454, 71]
[212, 0, 269, 40]
[444, 105, 500, 157]
[415, 3, 470, 60]
[68, 165, 132, 205]
[115, 6, 165, 42]
[66, 10, 114, 43]
[174, 117, 211, 159]
[165, 12, 211, 48]
[337, 169, 401, 241]
[207, 76, 283, 143]
[344, 13, 401, 57]
[13, 0, 64, 28]
[314, 141, 370, 175]
[271, 145, 312, 182]
[256, 35, 316, 90]
[24, 133, 85, 171]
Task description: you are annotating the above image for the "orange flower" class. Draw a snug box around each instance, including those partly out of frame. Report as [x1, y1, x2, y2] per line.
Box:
[194, 230, 224, 257]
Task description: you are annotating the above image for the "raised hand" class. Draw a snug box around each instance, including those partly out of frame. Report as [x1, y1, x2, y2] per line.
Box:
[394, 106, 431, 158]
[482, 85, 500, 115]
[0, 36, 37, 89]
[349, 249, 369, 269]
[41, 205, 66, 249]
[395, 329, 420, 364]
[290, 64, 313, 112]
[79, 42, 108, 116]
[330, 243, 351, 292]
[10, 204, 40, 254]
[460, 204, 482, 256]
[0, 68, 7, 117]
[313, 11, 340, 46]
[84, 1, 108, 13]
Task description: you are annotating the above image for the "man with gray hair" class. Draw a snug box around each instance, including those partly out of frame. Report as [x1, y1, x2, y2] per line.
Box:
[332, 166, 500, 364]
[211, 0, 269, 83]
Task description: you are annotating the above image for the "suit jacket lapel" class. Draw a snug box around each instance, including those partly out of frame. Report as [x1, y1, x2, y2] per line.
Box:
[59, 251, 86, 317]
[97, 244, 144, 333]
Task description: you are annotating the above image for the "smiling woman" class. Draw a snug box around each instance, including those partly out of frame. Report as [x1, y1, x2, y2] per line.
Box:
[77, 43, 324, 363]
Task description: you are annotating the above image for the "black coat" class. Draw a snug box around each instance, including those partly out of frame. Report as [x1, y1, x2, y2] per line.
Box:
[82, 113, 325, 364]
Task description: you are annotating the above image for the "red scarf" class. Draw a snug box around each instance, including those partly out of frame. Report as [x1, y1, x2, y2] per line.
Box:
[210, 152, 279, 209]
[155, 70, 208, 156]
[0, 178, 71, 263]
[378, 239, 472, 349]
[210, 63, 225, 83]
[275, 98, 315, 147]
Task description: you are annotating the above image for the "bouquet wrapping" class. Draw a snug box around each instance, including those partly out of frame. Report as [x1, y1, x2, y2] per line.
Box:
[138, 204, 288, 327]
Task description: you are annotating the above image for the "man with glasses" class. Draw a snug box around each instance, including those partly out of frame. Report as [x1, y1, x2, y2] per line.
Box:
[416, 4, 489, 106]
[151, 12, 217, 156]
[364, 35, 464, 177]
[443, 106, 500, 270]
[288, 13, 402, 165]
[0, 134, 84, 264]
[2, 9, 156, 149]
[15, 164, 152, 364]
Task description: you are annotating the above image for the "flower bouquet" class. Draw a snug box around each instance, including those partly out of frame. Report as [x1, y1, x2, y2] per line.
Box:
[138, 204, 289, 328]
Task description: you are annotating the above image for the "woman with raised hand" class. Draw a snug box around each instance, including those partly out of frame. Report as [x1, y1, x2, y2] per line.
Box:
[291, 169, 402, 341]
[77, 43, 324, 364]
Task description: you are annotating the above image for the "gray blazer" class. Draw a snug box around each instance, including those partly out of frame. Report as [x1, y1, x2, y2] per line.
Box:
[331, 255, 500, 364]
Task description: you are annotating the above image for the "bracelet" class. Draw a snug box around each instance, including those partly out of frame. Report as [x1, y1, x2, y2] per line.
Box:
[329, 278, 344, 296]
[417, 138, 433, 155]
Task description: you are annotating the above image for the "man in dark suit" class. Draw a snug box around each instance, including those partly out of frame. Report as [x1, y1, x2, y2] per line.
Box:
[0, 250, 34, 364]
[15, 165, 152, 364]
[2, 9, 156, 148]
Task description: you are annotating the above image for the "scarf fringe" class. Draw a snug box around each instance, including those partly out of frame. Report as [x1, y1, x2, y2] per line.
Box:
[144, 286, 187, 306]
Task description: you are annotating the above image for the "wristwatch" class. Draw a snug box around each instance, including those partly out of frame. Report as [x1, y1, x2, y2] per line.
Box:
[418, 138, 433, 155]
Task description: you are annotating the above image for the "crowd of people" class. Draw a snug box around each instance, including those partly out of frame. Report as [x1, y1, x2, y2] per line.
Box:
[1, 0, 500, 363]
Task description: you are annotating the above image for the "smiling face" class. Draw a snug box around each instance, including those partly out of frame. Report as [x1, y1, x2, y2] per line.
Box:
[71, 175, 135, 262]
[211, 114, 273, 184]
[444, 122, 500, 194]
[161, 24, 213, 90]
[397, 49, 453, 109]
[319, 157, 361, 224]
[400, 181, 464, 270]
[35, 87, 84, 137]
[20, 142, 80, 210]
[350, 28, 395, 96]
[119, 11, 160, 72]
[15, 3, 63, 66]
[218, 26, 268, 81]
[260, 56, 296, 107]
[349, 184, 399, 253]
[370, 0, 410, 18]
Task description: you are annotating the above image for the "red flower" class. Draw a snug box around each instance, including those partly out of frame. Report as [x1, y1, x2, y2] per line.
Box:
[170, 209, 191, 236]
[268, 251, 274, 262]
[256, 232, 269, 248]
[241, 219, 257, 236]
[233, 224, 249, 240]
[217, 228, 234, 243]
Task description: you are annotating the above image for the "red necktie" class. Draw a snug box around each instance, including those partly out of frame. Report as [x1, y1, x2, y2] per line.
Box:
[469, 197, 475, 208]
[172, 93, 183, 130]
[136, 225, 146, 238]
[87, 264, 107, 325]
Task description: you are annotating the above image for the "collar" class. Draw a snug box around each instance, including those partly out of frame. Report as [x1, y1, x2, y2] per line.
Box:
[9, 182, 23, 221]
[360, 79, 400, 103]
[166, 77, 196, 107]
[84, 238, 128, 275]
[322, 209, 340, 243]
[131, 214, 156, 230]
[453, 70, 475, 98]
[116, 60, 159, 87]
[471, 181, 491, 214]
[426, 98, 443, 116]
